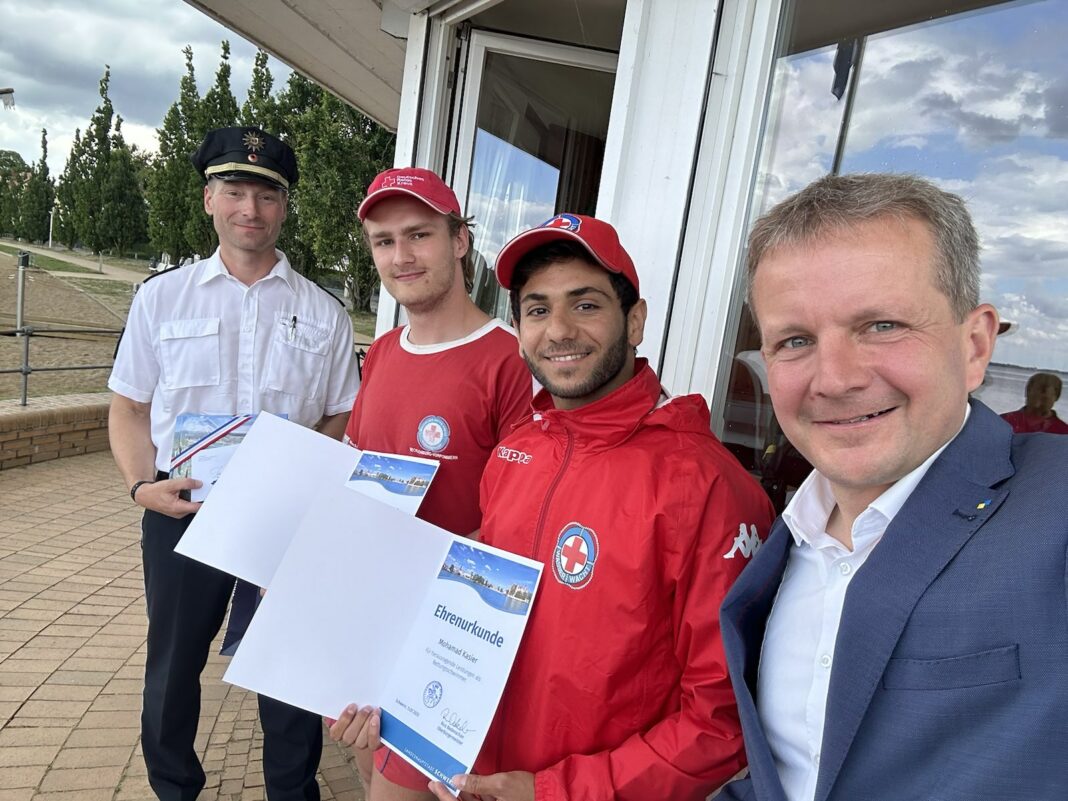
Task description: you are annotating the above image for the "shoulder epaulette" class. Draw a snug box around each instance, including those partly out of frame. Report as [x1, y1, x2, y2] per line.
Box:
[141, 263, 187, 285]
[311, 280, 346, 308]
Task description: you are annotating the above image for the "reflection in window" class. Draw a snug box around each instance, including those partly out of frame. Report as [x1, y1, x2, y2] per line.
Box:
[721, 0, 1068, 509]
[461, 51, 612, 319]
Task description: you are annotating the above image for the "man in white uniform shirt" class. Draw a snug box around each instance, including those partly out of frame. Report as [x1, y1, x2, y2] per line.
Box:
[108, 127, 359, 801]
[719, 173, 1068, 801]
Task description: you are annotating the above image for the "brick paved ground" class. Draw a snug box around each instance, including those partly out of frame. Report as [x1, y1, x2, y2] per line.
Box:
[0, 452, 366, 801]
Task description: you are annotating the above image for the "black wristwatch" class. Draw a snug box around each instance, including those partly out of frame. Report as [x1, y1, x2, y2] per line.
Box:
[130, 479, 156, 503]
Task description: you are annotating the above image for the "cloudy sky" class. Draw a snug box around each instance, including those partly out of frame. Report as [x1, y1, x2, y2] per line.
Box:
[754, 0, 1068, 372]
[0, 0, 290, 175]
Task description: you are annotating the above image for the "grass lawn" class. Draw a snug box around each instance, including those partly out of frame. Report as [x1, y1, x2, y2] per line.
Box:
[350, 310, 378, 342]
[62, 277, 136, 319]
[0, 243, 98, 273]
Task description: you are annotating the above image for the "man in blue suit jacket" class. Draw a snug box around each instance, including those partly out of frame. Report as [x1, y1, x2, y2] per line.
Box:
[719, 173, 1068, 801]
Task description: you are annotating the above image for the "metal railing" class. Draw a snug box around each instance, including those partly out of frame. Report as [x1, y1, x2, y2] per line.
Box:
[4, 251, 370, 406]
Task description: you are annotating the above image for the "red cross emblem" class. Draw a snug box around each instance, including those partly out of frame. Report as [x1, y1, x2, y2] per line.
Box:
[560, 535, 589, 574]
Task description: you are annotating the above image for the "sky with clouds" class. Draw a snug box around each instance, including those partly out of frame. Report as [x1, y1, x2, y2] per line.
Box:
[753, 0, 1068, 372]
[0, 0, 290, 176]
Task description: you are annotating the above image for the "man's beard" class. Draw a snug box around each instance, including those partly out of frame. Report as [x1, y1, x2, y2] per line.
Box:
[524, 328, 630, 403]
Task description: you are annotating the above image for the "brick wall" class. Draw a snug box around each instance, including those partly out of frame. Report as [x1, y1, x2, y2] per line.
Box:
[0, 393, 111, 470]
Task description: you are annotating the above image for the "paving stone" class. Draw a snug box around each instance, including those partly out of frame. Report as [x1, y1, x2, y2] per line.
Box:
[3, 764, 49, 788]
[38, 764, 125, 791]
[0, 743, 63, 767]
[50, 745, 134, 768]
[65, 727, 139, 747]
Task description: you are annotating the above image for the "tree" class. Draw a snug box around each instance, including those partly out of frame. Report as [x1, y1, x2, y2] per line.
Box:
[71, 66, 117, 253]
[295, 92, 394, 308]
[184, 41, 240, 258]
[240, 50, 278, 130]
[269, 72, 324, 274]
[147, 47, 201, 262]
[98, 117, 148, 256]
[53, 131, 84, 248]
[0, 150, 29, 237]
[16, 129, 55, 243]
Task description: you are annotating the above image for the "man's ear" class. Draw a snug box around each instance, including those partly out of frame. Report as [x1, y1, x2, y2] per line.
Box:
[203, 183, 214, 215]
[626, 299, 647, 349]
[963, 302, 999, 393]
[453, 222, 470, 261]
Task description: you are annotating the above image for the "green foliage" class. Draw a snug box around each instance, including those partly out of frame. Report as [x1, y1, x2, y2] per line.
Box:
[98, 118, 149, 256]
[295, 92, 394, 309]
[15, 129, 55, 243]
[52, 67, 148, 256]
[241, 50, 278, 130]
[0, 150, 29, 236]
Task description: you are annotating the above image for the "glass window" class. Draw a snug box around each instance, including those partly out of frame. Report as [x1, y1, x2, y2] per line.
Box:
[720, 0, 1068, 510]
[461, 51, 614, 319]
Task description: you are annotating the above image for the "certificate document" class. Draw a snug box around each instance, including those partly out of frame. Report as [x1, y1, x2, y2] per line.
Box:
[379, 539, 541, 789]
[211, 481, 543, 795]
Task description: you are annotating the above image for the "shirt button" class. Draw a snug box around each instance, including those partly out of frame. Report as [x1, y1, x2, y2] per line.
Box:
[814, 752, 820, 766]
[839, 562, 852, 576]
[819, 654, 832, 668]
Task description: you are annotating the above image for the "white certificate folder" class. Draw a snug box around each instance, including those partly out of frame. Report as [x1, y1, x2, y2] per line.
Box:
[223, 484, 542, 792]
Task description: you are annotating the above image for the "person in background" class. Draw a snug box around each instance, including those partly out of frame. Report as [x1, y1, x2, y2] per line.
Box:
[1000, 371, 1068, 434]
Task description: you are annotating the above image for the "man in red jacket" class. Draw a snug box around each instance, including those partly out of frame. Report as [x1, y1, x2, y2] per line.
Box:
[433, 214, 774, 800]
[336, 214, 774, 800]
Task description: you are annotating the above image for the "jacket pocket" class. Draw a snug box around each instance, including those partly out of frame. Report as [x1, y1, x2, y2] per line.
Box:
[264, 314, 330, 399]
[159, 318, 221, 389]
[881, 644, 1020, 690]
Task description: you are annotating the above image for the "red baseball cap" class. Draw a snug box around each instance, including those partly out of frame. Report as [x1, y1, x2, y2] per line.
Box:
[495, 214, 639, 294]
[357, 167, 461, 221]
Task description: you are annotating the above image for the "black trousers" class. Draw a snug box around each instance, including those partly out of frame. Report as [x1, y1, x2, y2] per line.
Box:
[140, 508, 322, 801]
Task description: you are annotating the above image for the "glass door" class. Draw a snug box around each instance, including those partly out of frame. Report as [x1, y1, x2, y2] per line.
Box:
[448, 32, 617, 319]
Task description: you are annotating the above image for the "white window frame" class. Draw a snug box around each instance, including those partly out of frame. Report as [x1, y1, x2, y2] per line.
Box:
[658, 0, 785, 431]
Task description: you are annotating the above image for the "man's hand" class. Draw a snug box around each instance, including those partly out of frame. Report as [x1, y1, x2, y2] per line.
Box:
[326, 704, 380, 784]
[134, 477, 203, 518]
[428, 770, 534, 801]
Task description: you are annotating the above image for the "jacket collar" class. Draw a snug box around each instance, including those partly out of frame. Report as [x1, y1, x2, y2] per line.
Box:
[528, 359, 664, 452]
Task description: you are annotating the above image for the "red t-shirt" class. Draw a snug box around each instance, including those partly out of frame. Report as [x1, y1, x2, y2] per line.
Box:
[1001, 408, 1068, 434]
[344, 320, 532, 535]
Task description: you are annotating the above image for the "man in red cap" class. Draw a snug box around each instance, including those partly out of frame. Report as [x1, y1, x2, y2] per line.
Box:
[332, 168, 532, 790]
[335, 213, 774, 801]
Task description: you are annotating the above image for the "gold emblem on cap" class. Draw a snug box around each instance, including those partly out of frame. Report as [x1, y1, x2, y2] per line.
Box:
[242, 130, 265, 153]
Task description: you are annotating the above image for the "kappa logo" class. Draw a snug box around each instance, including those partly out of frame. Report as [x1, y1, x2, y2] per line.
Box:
[723, 523, 763, 560]
[496, 446, 533, 465]
[416, 415, 450, 453]
[552, 523, 599, 590]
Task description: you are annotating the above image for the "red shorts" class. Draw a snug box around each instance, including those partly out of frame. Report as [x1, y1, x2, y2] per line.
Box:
[375, 745, 430, 791]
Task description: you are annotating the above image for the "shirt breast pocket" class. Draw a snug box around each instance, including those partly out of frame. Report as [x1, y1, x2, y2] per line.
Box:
[881, 644, 1020, 690]
[159, 318, 221, 389]
[264, 315, 330, 400]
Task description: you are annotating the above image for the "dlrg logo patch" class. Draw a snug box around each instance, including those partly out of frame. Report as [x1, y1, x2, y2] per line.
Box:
[552, 522, 599, 590]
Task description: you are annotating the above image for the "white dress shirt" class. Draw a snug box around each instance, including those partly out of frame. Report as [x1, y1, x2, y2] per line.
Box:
[109, 249, 359, 471]
[756, 407, 970, 801]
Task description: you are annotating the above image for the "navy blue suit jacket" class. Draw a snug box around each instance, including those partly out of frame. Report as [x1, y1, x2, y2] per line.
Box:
[719, 401, 1068, 801]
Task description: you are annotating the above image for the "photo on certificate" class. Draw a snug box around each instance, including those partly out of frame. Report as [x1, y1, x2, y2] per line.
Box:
[438, 541, 537, 615]
[345, 450, 440, 516]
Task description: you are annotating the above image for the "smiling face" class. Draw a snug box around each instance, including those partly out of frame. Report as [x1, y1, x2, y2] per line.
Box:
[752, 215, 998, 512]
[514, 257, 646, 410]
[362, 196, 468, 315]
[204, 179, 287, 259]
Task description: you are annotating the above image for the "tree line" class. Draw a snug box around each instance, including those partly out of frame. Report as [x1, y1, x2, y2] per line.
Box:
[0, 43, 395, 311]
